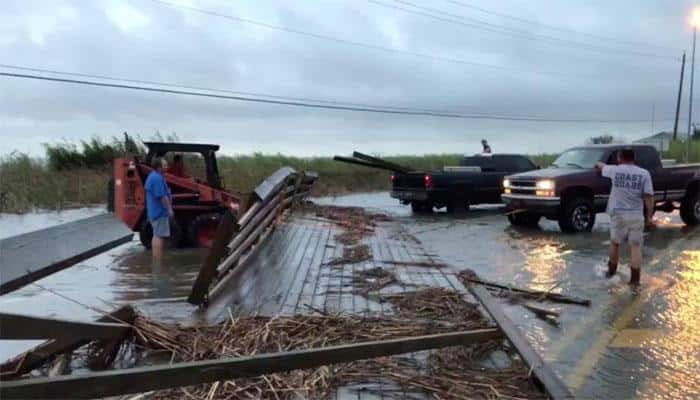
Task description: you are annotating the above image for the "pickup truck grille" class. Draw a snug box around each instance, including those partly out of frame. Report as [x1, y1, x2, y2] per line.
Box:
[509, 179, 537, 195]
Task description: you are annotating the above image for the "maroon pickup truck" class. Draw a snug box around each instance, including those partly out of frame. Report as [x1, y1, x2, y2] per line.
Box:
[502, 144, 700, 233]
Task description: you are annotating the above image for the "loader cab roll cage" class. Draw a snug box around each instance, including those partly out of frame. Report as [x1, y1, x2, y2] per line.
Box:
[143, 142, 223, 189]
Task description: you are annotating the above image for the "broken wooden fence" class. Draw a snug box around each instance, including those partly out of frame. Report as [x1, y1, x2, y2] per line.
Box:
[188, 167, 318, 306]
[0, 328, 501, 399]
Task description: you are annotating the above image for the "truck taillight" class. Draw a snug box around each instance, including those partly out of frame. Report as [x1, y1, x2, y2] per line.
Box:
[424, 174, 433, 189]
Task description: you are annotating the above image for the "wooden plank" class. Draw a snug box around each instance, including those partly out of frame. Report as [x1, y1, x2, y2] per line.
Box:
[468, 285, 573, 400]
[462, 276, 591, 306]
[0, 213, 133, 295]
[0, 328, 502, 399]
[187, 211, 238, 305]
[0, 305, 135, 378]
[0, 313, 130, 340]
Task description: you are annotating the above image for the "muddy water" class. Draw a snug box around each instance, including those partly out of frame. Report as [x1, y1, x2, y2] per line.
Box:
[0, 207, 205, 362]
[317, 192, 700, 399]
[2, 195, 699, 399]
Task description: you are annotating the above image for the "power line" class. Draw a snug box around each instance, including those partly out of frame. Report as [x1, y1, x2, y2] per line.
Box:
[0, 63, 473, 114]
[442, 0, 683, 53]
[0, 70, 672, 123]
[145, 0, 641, 79]
[370, 0, 680, 61]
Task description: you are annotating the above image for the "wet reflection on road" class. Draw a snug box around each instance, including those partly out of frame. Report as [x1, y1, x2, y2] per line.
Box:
[317, 192, 700, 399]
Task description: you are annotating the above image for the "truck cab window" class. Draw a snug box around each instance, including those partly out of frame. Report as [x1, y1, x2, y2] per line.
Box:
[636, 147, 659, 170]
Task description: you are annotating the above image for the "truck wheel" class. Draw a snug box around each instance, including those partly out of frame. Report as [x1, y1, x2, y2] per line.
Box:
[558, 197, 595, 233]
[188, 213, 222, 248]
[447, 199, 470, 216]
[139, 219, 153, 249]
[411, 202, 433, 214]
[508, 212, 541, 227]
[680, 190, 700, 225]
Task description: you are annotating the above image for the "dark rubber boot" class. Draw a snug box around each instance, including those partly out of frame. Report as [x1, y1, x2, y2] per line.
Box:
[630, 269, 641, 286]
[606, 261, 618, 278]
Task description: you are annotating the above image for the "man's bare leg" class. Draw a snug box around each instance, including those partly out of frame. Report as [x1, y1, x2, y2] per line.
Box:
[629, 244, 642, 285]
[152, 236, 163, 262]
[607, 242, 619, 277]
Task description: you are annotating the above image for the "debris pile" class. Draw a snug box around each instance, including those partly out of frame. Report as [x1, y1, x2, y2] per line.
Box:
[351, 266, 398, 293]
[380, 287, 486, 324]
[326, 244, 372, 265]
[306, 203, 391, 265]
[127, 289, 543, 399]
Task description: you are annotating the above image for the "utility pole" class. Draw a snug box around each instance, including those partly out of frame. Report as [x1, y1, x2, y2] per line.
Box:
[688, 26, 697, 163]
[673, 52, 686, 141]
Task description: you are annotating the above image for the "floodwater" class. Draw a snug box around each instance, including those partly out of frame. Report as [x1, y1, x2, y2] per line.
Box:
[2, 194, 699, 399]
[317, 192, 700, 400]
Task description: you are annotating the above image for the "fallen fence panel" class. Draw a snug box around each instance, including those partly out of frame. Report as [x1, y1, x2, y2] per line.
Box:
[468, 285, 574, 400]
[0, 313, 130, 340]
[0, 213, 133, 295]
[0, 328, 501, 399]
[187, 168, 317, 306]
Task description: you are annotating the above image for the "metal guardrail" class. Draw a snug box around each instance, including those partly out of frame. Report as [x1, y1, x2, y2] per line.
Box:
[188, 168, 318, 306]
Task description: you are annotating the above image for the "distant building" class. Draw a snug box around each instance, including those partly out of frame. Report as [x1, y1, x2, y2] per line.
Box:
[634, 132, 674, 152]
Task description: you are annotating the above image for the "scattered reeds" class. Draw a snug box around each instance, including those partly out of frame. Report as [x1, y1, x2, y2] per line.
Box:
[125, 287, 543, 399]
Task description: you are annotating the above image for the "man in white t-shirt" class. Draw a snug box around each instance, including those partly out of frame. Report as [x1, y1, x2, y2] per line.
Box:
[596, 148, 654, 286]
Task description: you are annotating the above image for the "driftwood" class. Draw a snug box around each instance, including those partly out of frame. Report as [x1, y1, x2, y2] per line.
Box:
[459, 271, 591, 306]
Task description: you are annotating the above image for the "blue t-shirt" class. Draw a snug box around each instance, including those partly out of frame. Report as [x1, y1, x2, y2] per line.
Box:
[144, 171, 171, 221]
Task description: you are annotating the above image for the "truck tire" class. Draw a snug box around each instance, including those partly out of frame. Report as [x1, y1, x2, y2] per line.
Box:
[508, 212, 541, 227]
[447, 198, 470, 216]
[680, 190, 700, 226]
[558, 196, 595, 233]
[411, 202, 433, 214]
[188, 213, 222, 248]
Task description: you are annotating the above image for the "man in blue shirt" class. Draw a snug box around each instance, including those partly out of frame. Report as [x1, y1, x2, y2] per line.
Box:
[144, 158, 173, 260]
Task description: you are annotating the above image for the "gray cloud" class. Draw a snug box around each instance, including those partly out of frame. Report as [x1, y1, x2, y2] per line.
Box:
[0, 0, 696, 157]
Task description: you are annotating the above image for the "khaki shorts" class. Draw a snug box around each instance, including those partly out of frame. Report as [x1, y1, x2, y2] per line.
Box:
[610, 214, 644, 246]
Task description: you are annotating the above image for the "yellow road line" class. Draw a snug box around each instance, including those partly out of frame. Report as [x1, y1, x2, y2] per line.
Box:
[609, 328, 664, 348]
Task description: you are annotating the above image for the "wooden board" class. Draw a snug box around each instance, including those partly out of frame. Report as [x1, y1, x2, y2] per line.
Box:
[0, 313, 130, 340]
[0, 328, 501, 399]
[0, 213, 133, 295]
[468, 285, 573, 400]
[187, 211, 237, 305]
[0, 305, 136, 378]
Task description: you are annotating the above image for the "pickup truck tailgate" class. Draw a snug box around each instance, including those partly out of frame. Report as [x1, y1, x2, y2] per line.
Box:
[393, 172, 426, 189]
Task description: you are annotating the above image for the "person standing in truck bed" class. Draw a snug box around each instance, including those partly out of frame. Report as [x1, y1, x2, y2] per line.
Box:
[596, 148, 654, 286]
[481, 139, 492, 154]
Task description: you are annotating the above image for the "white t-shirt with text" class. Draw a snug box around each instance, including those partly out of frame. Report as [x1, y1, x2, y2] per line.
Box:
[601, 164, 653, 215]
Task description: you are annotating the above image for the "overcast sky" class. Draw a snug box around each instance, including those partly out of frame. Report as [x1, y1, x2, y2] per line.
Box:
[1, 0, 698, 157]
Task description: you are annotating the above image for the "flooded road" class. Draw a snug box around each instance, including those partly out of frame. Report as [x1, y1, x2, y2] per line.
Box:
[0, 207, 205, 362]
[317, 192, 700, 399]
[2, 194, 699, 399]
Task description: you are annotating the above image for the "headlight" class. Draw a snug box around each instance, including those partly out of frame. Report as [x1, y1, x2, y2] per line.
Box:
[503, 179, 511, 188]
[536, 180, 555, 190]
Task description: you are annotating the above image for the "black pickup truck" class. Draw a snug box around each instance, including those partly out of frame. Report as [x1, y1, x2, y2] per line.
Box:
[502, 144, 700, 232]
[391, 154, 538, 213]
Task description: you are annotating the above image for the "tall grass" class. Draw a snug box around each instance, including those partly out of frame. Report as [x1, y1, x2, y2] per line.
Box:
[0, 152, 108, 213]
[6, 138, 695, 214]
